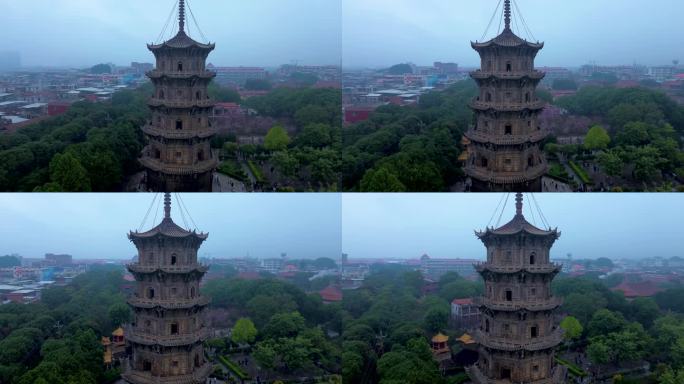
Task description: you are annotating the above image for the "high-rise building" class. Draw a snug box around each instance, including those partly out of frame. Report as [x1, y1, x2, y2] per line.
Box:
[123, 193, 211, 384]
[467, 194, 565, 383]
[141, 0, 218, 192]
[464, 0, 548, 192]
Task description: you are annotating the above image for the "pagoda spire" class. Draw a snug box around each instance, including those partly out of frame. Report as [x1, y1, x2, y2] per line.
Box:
[178, 0, 186, 32]
[164, 193, 171, 219]
[515, 192, 523, 216]
[504, 0, 511, 31]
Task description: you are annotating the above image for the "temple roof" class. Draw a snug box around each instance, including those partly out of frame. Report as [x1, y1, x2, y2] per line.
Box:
[472, 28, 543, 50]
[129, 194, 208, 240]
[477, 194, 558, 238]
[432, 333, 449, 343]
[148, 31, 215, 51]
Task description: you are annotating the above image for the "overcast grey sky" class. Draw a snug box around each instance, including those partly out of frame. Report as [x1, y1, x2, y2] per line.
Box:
[0, 194, 341, 260]
[343, 0, 684, 68]
[1, 0, 341, 68]
[342, 194, 684, 261]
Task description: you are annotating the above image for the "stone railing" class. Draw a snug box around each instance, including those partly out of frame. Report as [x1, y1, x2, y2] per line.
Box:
[122, 361, 212, 384]
[146, 70, 216, 79]
[465, 163, 547, 185]
[142, 125, 215, 140]
[140, 156, 218, 176]
[127, 264, 210, 274]
[470, 70, 545, 80]
[128, 295, 210, 309]
[466, 363, 565, 384]
[148, 98, 215, 109]
[126, 327, 209, 347]
[465, 128, 548, 145]
[474, 262, 562, 274]
[469, 99, 546, 111]
[474, 328, 563, 352]
[474, 296, 562, 312]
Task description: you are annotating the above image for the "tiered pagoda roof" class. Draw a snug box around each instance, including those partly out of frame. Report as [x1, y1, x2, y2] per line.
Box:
[476, 194, 559, 240]
[129, 194, 207, 241]
[148, 30, 215, 51]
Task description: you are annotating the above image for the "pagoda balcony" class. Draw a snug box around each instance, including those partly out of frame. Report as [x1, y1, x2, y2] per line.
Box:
[466, 363, 564, 384]
[141, 156, 218, 176]
[474, 262, 562, 274]
[122, 361, 212, 384]
[126, 263, 210, 274]
[147, 69, 216, 80]
[465, 128, 548, 146]
[469, 100, 545, 112]
[474, 296, 562, 312]
[128, 295, 210, 310]
[465, 163, 547, 185]
[126, 327, 209, 347]
[474, 328, 563, 352]
[142, 124, 216, 140]
[470, 69, 545, 81]
[148, 98, 216, 109]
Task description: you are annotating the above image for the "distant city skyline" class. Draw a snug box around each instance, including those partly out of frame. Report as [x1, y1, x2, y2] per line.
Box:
[342, 194, 684, 261]
[1, 0, 341, 68]
[343, 0, 684, 68]
[0, 194, 342, 260]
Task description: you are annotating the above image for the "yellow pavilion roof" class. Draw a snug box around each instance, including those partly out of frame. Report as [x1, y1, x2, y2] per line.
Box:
[432, 333, 449, 343]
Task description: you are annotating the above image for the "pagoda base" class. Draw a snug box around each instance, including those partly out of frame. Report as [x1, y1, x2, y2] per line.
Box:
[468, 177, 542, 193]
[122, 361, 212, 384]
[145, 169, 213, 192]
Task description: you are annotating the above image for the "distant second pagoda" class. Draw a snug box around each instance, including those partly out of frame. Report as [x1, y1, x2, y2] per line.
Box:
[141, 0, 218, 192]
[464, 0, 548, 192]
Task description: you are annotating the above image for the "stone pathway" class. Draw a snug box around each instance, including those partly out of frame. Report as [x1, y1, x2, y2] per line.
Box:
[213, 173, 247, 192]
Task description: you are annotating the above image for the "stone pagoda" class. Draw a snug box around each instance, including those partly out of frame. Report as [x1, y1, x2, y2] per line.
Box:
[122, 193, 211, 384]
[465, 0, 548, 192]
[141, 0, 218, 192]
[467, 194, 566, 383]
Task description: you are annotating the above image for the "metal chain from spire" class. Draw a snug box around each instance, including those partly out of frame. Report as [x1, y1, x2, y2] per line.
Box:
[186, 0, 210, 43]
[138, 193, 160, 231]
[179, 0, 186, 32]
[480, 0, 503, 41]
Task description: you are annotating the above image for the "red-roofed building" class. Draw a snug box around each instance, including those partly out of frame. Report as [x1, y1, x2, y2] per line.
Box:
[612, 281, 663, 299]
[344, 106, 375, 124]
[451, 297, 480, 330]
[238, 271, 261, 280]
[319, 285, 343, 303]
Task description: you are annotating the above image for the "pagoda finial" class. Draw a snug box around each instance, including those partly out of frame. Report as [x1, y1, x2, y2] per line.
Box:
[515, 192, 523, 216]
[178, 0, 186, 32]
[504, 0, 511, 31]
[164, 193, 171, 219]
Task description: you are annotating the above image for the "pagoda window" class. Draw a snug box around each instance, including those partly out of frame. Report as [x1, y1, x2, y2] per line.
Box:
[171, 287, 177, 296]
[159, 90, 164, 99]
[501, 368, 511, 379]
[170, 323, 179, 335]
[485, 92, 492, 102]
[484, 120, 489, 128]
[481, 157, 488, 168]
[154, 149, 161, 159]
[176, 151, 182, 160]
[176, 120, 183, 130]
[506, 61, 512, 72]
[530, 288, 537, 298]
[177, 62, 183, 72]
[505, 125, 512, 135]
[191, 287, 196, 298]
[505, 289, 513, 301]
[198, 150, 205, 161]
[533, 364, 539, 372]
[504, 251, 512, 262]
[172, 361, 179, 368]
[504, 158, 511, 165]
[528, 156, 534, 167]
[529, 253, 536, 265]
[525, 92, 530, 102]
[196, 91, 201, 100]
[485, 319, 490, 332]
[171, 254, 177, 265]
[147, 288, 155, 299]
[487, 60, 492, 71]
[144, 319, 151, 328]
[531, 325, 538, 338]
[143, 360, 152, 371]
[194, 354, 201, 367]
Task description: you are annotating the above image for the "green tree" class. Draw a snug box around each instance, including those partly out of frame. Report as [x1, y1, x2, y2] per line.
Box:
[108, 303, 131, 327]
[232, 317, 258, 344]
[597, 150, 624, 176]
[0, 255, 20, 267]
[560, 316, 583, 341]
[588, 309, 627, 337]
[263, 312, 306, 339]
[48, 152, 92, 192]
[272, 150, 299, 179]
[264, 125, 291, 151]
[360, 166, 406, 192]
[584, 125, 611, 151]
[244, 78, 272, 91]
[297, 123, 333, 148]
[423, 307, 448, 333]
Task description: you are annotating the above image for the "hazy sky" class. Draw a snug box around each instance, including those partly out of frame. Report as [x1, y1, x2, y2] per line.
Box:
[0, 194, 342, 260]
[342, 194, 684, 261]
[1, 0, 341, 68]
[343, 0, 684, 68]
